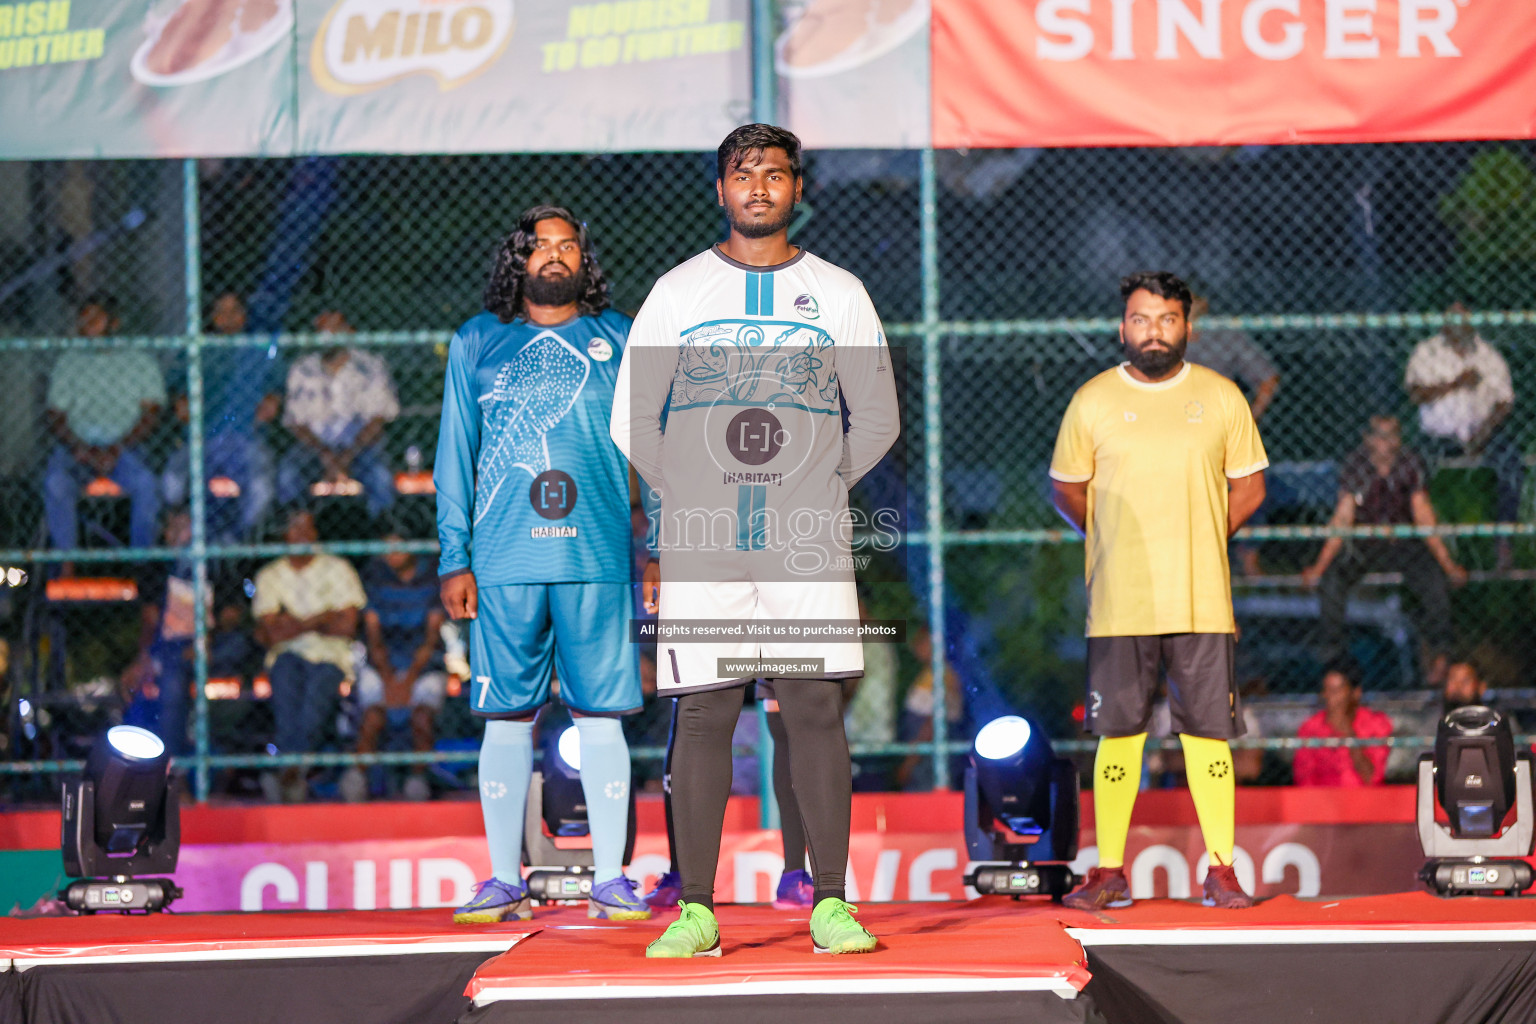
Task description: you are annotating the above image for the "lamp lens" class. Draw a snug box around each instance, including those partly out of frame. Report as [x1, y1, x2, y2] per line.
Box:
[557, 726, 581, 772]
[975, 716, 1031, 761]
[106, 725, 165, 760]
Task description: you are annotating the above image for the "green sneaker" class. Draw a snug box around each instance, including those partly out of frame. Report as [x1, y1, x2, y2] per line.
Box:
[809, 898, 877, 954]
[645, 902, 722, 958]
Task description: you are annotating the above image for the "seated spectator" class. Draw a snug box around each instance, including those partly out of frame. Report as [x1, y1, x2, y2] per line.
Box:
[1294, 658, 1392, 787]
[339, 528, 447, 803]
[253, 508, 366, 802]
[845, 595, 900, 790]
[1443, 658, 1489, 713]
[895, 627, 965, 791]
[1406, 303, 1520, 564]
[1190, 292, 1281, 576]
[163, 292, 280, 541]
[277, 310, 399, 518]
[1303, 415, 1464, 673]
[120, 512, 197, 755]
[43, 295, 164, 557]
[122, 513, 265, 755]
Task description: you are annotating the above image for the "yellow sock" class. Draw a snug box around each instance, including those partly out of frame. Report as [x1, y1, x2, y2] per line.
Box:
[1092, 734, 1146, 869]
[1179, 734, 1236, 866]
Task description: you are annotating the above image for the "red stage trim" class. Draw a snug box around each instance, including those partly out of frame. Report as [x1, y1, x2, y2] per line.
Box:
[0, 788, 1420, 852]
[1067, 891, 1536, 945]
[0, 908, 528, 966]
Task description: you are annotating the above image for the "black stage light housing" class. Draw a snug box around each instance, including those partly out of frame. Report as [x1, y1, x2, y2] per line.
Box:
[963, 716, 1079, 901]
[1435, 706, 1517, 838]
[1418, 706, 1534, 898]
[60, 725, 182, 913]
[523, 725, 637, 903]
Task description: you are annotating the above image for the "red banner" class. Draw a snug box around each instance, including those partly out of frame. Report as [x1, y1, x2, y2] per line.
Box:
[0, 789, 1465, 912]
[933, 0, 1536, 148]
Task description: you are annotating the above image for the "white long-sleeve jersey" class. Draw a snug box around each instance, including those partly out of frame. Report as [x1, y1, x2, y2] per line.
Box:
[611, 245, 899, 586]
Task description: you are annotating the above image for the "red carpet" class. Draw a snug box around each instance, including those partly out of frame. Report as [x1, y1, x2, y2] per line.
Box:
[468, 900, 1092, 1003]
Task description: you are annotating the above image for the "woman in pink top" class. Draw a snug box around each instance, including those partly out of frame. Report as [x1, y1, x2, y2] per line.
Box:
[1294, 659, 1393, 786]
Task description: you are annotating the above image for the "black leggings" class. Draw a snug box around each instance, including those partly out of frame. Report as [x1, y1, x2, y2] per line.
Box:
[663, 702, 807, 876]
[767, 709, 807, 875]
[672, 680, 851, 909]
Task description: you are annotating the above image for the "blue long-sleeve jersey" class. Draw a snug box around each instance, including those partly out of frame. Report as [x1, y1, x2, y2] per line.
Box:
[435, 309, 634, 585]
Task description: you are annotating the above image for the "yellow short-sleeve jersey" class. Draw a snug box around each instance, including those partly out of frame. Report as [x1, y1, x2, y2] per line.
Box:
[1050, 362, 1268, 637]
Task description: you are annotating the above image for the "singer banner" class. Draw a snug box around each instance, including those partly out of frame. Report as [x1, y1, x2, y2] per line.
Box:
[933, 0, 1536, 148]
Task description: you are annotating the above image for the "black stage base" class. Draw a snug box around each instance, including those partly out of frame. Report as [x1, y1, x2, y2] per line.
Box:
[7, 895, 1536, 1024]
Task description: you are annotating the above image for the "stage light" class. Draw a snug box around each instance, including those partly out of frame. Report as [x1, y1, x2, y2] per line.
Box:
[541, 726, 589, 839]
[522, 723, 637, 904]
[1418, 705, 1534, 897]
[963, 714, 1079, 901]
[60, 726, 182, 913]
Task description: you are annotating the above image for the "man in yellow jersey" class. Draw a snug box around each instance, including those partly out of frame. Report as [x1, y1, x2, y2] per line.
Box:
[1050, 271, 1268, 910]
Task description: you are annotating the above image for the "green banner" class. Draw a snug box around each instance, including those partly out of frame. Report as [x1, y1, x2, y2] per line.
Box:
[0, 0, 296, 158]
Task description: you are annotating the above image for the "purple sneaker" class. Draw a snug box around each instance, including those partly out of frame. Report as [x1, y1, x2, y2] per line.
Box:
[453, 878, 531, 924]
[643, 870, 682, 909]
[589, 876, 653, 921]
[774, 869, 815, 909]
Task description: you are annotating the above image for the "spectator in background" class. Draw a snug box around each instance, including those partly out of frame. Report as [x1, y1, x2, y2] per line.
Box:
[895, 627, 964, 791]
[120, 511, 197, 756]
[43, 295, 164, 558]
[1293, 658, 1393, 787]
[339, 528, 447, 803]
[844, 595, 900, 790]
[122, 513, 264, 755]
[163, 292, 281, 540]
[253, 509, 366, 802]
[1443, 658, 1490, 712]
[1406, 304, 1520, 557]
[277, 310, 399, 518]
[1189, 294, 1280, 422]
[1303, 416, 1464, 677]
[1190, 293, 1281, 576]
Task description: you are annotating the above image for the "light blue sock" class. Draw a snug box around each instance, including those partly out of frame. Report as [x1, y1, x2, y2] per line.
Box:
[478, 719, 533, 886]
[574, 716, 632, 885]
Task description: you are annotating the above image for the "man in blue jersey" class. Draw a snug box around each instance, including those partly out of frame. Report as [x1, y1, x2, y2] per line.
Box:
[437, 206, 650, 924]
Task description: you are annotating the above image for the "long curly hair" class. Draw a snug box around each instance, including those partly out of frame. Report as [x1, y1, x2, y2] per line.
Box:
[482, 205, 611, 323]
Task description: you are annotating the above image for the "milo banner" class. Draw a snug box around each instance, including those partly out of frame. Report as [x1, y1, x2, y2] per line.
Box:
[0, 0, 936, 158]
[774, 0, 928, 149]
[0, 0, 759, 157]
[0, 0, 297, 157]
[297, 0, 751, 154]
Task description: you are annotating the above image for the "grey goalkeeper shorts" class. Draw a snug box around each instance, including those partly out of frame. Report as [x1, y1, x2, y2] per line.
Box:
[1084, 633, 1242, 739]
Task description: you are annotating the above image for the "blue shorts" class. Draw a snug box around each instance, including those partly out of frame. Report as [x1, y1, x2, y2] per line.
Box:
[468, 582, 642, 717]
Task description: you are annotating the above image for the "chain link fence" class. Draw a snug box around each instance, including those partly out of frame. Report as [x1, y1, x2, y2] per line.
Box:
[3, 139, 1536, 800]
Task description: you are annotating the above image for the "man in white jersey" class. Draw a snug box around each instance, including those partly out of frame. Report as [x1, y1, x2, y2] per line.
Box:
[612, 124, 899, 957]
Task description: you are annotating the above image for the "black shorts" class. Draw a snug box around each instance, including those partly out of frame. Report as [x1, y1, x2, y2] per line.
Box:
[1084, 634, 1242, 739]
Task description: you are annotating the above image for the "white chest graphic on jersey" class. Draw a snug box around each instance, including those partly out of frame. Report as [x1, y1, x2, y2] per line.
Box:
[473, 330, 589, 524]
[673, 322, 838, 412]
